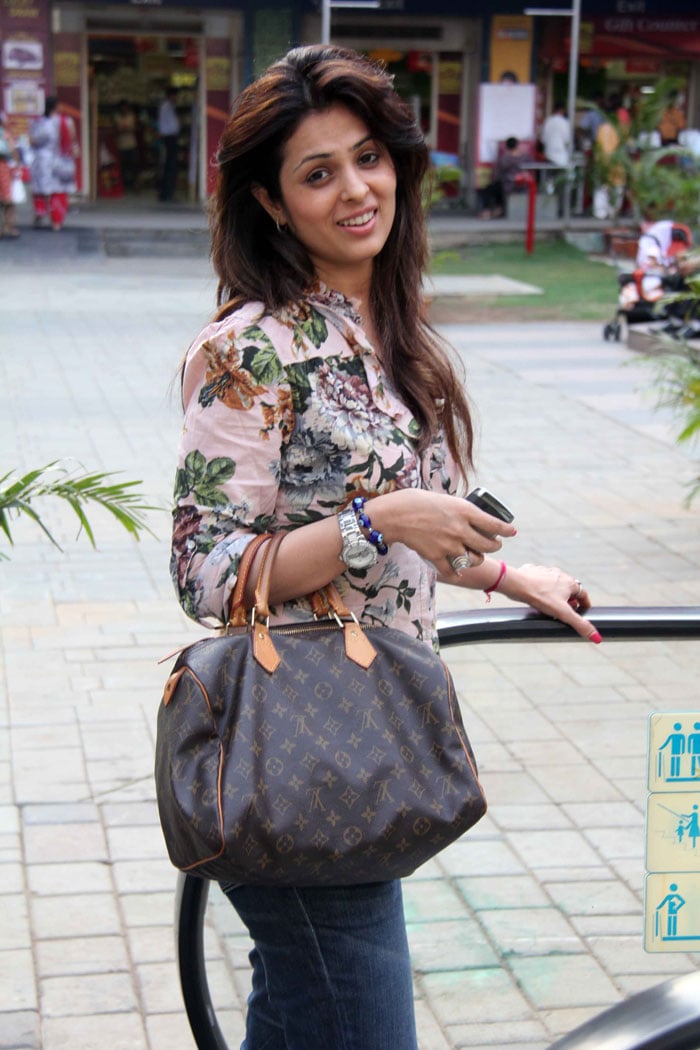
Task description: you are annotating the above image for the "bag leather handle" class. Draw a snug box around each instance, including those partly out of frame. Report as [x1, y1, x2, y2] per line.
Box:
[252, 532, 355, 622]
[227, 530, 373, 669]
[227, 533, 272, 628]
[250, 531, 375, 668]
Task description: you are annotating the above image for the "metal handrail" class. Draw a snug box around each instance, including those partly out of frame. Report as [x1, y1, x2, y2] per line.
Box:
[174, 606, 700, 1050]
[437, 606, 700, 646]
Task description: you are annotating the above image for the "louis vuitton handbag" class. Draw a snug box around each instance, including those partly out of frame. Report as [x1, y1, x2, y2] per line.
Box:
[155, 532, 486, 885]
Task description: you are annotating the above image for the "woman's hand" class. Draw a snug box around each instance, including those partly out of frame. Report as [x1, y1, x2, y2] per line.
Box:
[499, 562, 601, 643]
[367, 489, 517, 578]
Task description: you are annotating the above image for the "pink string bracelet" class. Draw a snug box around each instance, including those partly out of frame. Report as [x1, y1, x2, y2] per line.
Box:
[484, 561, 507, 603]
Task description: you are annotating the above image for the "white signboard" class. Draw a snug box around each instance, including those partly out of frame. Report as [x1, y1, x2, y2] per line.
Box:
[477, 83, 536, 165]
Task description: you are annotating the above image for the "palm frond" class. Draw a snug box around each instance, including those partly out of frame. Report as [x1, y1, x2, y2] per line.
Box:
[0, 461, 160, 556]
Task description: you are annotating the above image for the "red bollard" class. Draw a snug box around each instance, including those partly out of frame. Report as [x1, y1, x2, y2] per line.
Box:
[514, 171, 537, 254]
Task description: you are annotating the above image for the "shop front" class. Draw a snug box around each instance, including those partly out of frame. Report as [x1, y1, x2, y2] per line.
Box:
[2, 0, 483, 204]
[50, 2, 246, 202]
[539, 11, 700, 129]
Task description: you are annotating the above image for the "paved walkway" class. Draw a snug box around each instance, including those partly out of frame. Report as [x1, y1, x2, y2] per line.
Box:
[1, 219, 699, 1050]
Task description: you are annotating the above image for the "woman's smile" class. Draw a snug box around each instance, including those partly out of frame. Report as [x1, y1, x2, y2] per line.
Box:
[337, 207, 378, 230]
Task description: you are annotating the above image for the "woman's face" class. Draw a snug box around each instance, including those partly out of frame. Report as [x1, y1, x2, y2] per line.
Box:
[255, 103, 397, 296]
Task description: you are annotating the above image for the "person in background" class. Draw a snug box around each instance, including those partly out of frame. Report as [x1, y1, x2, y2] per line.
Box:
[157, 86, 179, 202]
[658, 91, 687, 146]
[171, 44, 599, 1050]
[608, 91, 631, 128]
[577, 95, 605, 150]
[114, 99, 139, 191]
[0, 111, 21, 238]
[30, 96, 77, 232]
[479, 136, 524, 219]
[541, 100, 570, 168]
[592, 97, 627, 220]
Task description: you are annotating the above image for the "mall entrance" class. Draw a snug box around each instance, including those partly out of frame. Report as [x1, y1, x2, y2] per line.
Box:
[87, 33, 200, 201]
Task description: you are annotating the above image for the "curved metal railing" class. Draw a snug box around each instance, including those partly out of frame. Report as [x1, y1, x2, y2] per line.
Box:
[173, 606, 700, 1050]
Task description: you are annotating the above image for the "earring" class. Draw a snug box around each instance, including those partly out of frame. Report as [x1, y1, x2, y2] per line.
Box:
[275, 217, 283, 234]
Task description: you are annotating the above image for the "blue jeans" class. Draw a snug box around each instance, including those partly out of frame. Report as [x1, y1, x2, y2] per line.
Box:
[220, 880, 418, 1050]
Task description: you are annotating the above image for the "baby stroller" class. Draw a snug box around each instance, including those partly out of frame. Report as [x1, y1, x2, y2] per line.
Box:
[602, 222, 695, 342]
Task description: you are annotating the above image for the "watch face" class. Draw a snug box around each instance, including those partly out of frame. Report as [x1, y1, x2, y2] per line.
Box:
[343, 537, 378, 569]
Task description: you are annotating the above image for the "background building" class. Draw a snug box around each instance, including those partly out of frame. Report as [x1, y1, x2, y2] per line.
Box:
[1, 0, 698, 203]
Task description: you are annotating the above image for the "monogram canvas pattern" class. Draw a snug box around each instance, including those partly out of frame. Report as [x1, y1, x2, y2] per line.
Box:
[155, 622, 486, 886]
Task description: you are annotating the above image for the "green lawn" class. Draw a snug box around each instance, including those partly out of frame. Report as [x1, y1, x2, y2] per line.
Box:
[429, 239, 617, 322]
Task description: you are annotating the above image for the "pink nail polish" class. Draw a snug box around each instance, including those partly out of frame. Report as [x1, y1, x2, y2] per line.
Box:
[589, 631, 603, 644]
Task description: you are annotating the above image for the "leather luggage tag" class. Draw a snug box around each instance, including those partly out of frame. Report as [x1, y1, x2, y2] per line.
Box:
[253, 622, 282, 673]
[344, 622, 377, 668]
[162, 666, 187, 707]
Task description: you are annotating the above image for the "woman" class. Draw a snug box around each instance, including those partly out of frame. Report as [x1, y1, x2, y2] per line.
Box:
[30, 95, 77, 231]
[0, 111, 20, 238]
[171, 44, 599, 1050]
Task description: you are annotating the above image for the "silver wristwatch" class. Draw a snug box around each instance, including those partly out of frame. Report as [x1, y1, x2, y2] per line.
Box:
[337, 508, 378, 570]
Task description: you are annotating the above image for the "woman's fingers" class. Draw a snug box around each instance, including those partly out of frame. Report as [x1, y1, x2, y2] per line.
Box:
[501, 565, 602, 644]
[554, 598, 602, 643]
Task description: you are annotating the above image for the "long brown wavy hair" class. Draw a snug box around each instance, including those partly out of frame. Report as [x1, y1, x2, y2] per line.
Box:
[210, 44, 474, 473]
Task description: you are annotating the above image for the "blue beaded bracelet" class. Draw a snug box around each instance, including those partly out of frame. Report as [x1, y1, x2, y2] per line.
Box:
[351, 495, 389, 555]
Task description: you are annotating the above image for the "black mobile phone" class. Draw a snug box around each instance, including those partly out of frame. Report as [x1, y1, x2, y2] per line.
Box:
[466, 487, 515, 523]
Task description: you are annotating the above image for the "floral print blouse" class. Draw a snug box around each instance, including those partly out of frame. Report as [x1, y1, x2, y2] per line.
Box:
[171, 284, 460, 647]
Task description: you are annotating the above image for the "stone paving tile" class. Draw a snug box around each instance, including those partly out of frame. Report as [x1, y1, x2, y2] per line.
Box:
[30, 892, 122, 940]
[101, 800, 161, 826]
[582, 825, 646, 861]
[448, 1020, 550, 1048]
[111, 857, 177, 895]
[146, 1011, 201, 1050]
[509, 954, 620, 1009]
[127, 923, 192, 965]
[455, 874, 551, 912]
[136, 959, 188, 1015]
[544, 878, 641, 918]
[490, 803, 574, 832]
[23, 823, 108, 866]
[463, 771, 551, 807]
[407, 919, 500, 973]
[422, 969, 533, 1025]
[0, 950, 37, 1013]
[477, 907, 585, 958]
[0, 861, 24, 894]
[540, 1005, 605, 1038]
[403, 877, 470, 923]
[119, 890, 176, 928]
[437, 837, 527, 879]
[27, 861, 114, 897]
[41, 1012, 148, 1050]
[560, 800, 643, 828]
[35, 935, 130, 978]
[106, 824, 168, 860]
[506, 829, 604, 871]
[22, 802, 99, 825]
[413, 998, 453, 1050]
[40, 971, 138, 1017]
[587, 934, 696, 976]
[2, 896, 31, 951]
[571, 913, 644, 938]
[524, 764, 625, 802]
[0, 1011, 40, 1050]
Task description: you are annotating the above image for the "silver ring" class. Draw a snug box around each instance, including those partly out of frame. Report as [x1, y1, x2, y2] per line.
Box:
[448, 551, 473, 573]
[575, 579, 583, 596]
